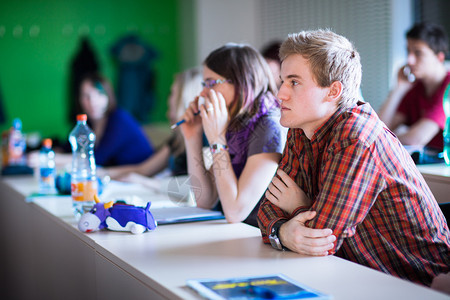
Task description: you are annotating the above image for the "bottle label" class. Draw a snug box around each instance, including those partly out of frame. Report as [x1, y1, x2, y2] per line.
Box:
[40, 167, 55, 178]
[40, 167, 56, 186]
[71, 180, 98, 202]
[8, 141, 26, 165]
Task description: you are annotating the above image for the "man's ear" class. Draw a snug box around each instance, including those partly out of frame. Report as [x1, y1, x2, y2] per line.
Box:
[328, 81, 343, 101]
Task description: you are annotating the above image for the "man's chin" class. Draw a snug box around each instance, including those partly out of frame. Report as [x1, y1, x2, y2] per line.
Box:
[279, 118, 291, 128]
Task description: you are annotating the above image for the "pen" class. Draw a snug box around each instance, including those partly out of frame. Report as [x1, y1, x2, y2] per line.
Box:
[170, 111, 200, 129]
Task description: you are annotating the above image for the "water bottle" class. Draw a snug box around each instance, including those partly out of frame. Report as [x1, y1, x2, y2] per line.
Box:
[38, 138, 57, 194]
[69, 114, 98, 219]
[8, 118, 27, 166]
[443, 84, 450, 166]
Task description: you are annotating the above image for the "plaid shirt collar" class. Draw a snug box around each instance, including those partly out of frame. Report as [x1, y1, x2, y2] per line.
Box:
[290, 101, 359, 155]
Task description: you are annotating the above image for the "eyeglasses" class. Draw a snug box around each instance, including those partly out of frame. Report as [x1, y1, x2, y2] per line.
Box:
[201, 79, 231, 89]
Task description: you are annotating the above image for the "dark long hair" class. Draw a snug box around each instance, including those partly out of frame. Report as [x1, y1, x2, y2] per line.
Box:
[77, 73, 117, 118]
[204, 43, 278, 130]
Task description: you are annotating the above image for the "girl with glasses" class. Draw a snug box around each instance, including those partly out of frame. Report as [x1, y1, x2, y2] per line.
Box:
[179, 43, 287, 226]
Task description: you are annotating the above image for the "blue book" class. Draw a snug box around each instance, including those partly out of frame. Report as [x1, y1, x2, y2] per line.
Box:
[187, 274, 331, 299]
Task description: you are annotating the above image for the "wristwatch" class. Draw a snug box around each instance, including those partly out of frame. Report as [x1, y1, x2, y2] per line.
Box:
[269, 221, 286, 251]
[210, 143, 229, 154]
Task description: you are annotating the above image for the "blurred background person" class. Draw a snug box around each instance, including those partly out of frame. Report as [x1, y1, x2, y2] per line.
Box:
[261, 40, 282, 89]
[28, 73, 155, 170]
[77, 73, 154, 166]
[180, 44, 287, 226]
[378, 22, 450, 149]
[105, 67, 202, 181]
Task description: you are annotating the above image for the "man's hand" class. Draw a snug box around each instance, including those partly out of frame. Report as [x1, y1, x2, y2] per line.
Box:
[398, 65, 415, 86]
[266, 169, 311, 214]
[279, 211, 336, 256]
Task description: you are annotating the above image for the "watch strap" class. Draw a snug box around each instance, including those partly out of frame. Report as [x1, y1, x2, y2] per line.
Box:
[269, 220, 287, 251]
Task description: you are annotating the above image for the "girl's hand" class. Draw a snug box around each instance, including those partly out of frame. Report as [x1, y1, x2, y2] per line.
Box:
[200, 89, 229, 145]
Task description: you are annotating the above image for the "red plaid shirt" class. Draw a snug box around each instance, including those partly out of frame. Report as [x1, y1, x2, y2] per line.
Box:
[258, 101, 450, 286]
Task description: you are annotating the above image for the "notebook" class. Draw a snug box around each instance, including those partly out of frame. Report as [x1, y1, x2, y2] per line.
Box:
[187, 273, 331, 300]
[151, 206, 224, 225]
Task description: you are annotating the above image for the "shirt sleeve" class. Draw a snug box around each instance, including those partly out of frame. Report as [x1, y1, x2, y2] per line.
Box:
[424, 88, 446, 129]
[96, 109, 154, 166]
[257, 128, 294, 243]
[257, 199, 290, 244]
[397, 81, 447, 129]
[307, 140, 385, 254]
[248, 113, 287, 157]
[397, 87, 414, 117]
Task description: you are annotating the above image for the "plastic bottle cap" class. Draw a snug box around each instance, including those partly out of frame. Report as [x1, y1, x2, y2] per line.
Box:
[12, 118, 22, 130]
[42, 138, 52, 148]
[77, 114, 87, 122]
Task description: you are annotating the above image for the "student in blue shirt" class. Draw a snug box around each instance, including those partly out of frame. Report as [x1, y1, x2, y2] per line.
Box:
[105, 68, 203, 180]
[78, 73, 154, 166]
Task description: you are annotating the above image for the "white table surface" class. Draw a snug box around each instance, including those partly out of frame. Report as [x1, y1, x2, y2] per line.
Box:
[2, 175, 449, 300]
[417, 163, 450, 179]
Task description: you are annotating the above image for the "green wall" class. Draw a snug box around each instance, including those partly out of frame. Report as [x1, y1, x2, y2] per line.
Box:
[0, 0, 181, 141]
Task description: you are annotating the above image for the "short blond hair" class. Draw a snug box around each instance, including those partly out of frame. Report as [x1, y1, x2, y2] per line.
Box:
[172, 68, 203, 120]
[280, 29, 362, 108]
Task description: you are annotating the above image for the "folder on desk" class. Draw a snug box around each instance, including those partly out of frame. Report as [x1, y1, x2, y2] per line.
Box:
[187, 273, 331, 300]
[151, 206, 224, 225]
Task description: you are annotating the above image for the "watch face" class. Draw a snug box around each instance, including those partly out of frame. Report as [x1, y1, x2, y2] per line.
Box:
[269, 235, 277, 247]
[269, 231, 282, 250]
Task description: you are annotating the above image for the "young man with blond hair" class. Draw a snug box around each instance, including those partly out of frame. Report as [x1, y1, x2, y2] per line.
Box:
[257, 29, 450, 286]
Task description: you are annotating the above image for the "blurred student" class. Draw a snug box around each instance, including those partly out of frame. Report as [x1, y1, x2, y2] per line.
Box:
[180, 44, 287, 226]
[106, 68, 203, 180]
[261, 41, 282, 88]
[378, 22, 450, 149]
[28, 73, 154, 170]
[77, 73, 154, 166]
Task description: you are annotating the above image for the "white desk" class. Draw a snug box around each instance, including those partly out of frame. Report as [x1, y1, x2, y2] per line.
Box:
[417, 163, 450, 203]
[0, 175, 448, 300]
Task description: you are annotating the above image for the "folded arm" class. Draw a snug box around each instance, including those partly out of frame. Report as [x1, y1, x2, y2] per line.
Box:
[305, 142, 383, 254]
[106, 145, 171, 180]
[378, 66, 412, 129]
[395, 118, 441, 146]
[258, 140, 381, 256]
[212, 152, 280, 223]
